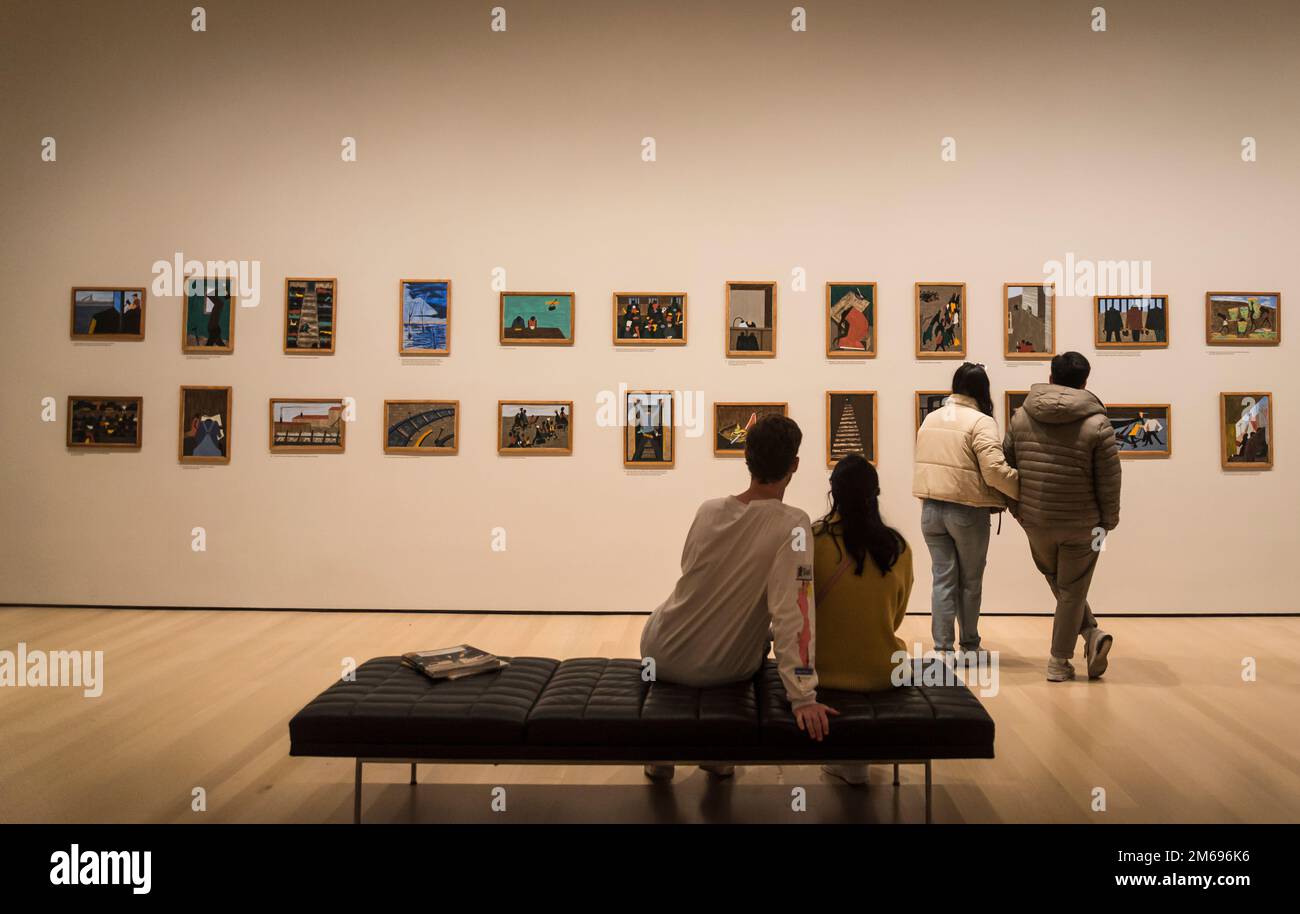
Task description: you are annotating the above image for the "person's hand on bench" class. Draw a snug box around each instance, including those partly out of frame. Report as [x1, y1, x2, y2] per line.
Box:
[794, 702, 840, 741]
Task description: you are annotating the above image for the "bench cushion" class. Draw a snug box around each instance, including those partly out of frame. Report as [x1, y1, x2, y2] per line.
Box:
[289, 656, 994, 762]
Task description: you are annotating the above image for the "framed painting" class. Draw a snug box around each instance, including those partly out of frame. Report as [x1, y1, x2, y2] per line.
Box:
[1206, 293, 1280, 346]
[498, 401, 573, 454]
[1005, 390, 1029, 424]
[1106, 403, 1171, 459]
[1095, 295, 1169, 348]
[178, 386, 231, 464]
[70, 287, 146, 340]
[182, 275, 235, 353]
[613, 293, 686, 345]
[826, 282, 876, 357]
[916, 390, 952, 430]
[624, 391, 674, 468]
[500, 292, 574, 345]
[713, 402, 787, 457]
[915, 282, 965, 358]
[384, 400, 458, 454]
[1005, 282, 1056, 358]
[826, 391, 877, 467]
[399, 279, 451, 355]
[725, 281, 777, 357]
[284, 278, 336, 354]
[66, 396, 142, 449]
[269, 398, 346, 454]
[1220, 392, 1273, 469]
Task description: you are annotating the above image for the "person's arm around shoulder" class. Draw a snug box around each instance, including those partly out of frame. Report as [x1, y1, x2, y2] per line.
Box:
[1092, 417, 1122, 530]
[971, 414, 1019, 501]
[766, 511, 839, 741]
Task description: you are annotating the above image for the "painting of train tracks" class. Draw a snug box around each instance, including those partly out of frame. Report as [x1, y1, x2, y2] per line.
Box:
[384, 400, 458, 454]
[713, 402, 787, 457]
[66, 396, 142, 449]
[498, 401, 573, 454]
[826, 391, 876, 467]
[269, 398, 346, 453]
[284, 278, 336, 354]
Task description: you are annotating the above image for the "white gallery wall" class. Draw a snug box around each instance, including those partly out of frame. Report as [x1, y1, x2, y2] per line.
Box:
[0, 0, 1296, 614]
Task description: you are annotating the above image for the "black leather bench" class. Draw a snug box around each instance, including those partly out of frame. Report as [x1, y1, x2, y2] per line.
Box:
[289, 656, 995, 823]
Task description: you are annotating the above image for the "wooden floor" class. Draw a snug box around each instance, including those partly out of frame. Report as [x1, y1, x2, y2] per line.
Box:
[0, 606, 1296, 824]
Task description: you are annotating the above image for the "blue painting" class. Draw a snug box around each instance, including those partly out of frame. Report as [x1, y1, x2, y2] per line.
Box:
[401, 280, 450, 354]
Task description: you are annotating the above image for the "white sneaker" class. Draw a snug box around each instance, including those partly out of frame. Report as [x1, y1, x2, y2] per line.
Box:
[821, 764, 870, 786]
[1047, 658, 1075, 682]
[643, 763, 675, 781]
[1085, 630, 1113, 680]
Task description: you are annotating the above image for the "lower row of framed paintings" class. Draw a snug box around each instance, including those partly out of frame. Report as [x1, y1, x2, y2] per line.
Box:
[66, 390, 1274, 470]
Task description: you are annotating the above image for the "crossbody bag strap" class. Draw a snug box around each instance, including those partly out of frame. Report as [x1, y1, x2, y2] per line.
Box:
[815, 555, 855, 605]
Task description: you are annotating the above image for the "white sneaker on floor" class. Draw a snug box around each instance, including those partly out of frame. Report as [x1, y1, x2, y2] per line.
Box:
[821, 764, 870, 786]
[643, 763, 675, 781]
[1047, 658, 1076, 682]
[1085, 629, 1113, 680]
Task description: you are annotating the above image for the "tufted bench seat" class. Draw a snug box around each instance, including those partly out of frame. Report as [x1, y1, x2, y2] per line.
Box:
[289, 656, 995, 823]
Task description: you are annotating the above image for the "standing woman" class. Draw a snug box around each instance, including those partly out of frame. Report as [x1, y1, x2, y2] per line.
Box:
[913, 363, 1019, 653]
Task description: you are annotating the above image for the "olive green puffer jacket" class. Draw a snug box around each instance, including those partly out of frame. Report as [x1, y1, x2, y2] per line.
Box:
[1003, 383, 1122, 530]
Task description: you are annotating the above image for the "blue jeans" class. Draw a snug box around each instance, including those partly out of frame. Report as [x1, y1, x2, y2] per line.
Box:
[921, 499, 992, 651]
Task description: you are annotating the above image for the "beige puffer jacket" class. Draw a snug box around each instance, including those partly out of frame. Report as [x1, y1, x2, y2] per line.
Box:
[1003, 383, 1122, 530]
[913, 394, 1019, 509]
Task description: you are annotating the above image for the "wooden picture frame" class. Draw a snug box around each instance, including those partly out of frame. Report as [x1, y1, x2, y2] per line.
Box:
[1004, 390, 1029, 425]
[497, 400, 574, 455]
[1004, 282, 1056, 359]
[499, 292, 575, 345]
[283, 277, 337, 355]
[1205, 292, 1281, 346]
[178, 386, 232, 464]
[1106, 403, 1172, 459]
[624, 390, 675, 468]
[826, 391, 878, 467]
[1220, 392, 1274, 470]
[826, 281, 877, 358]
[399, 279, 452, 356]
[66, 396, 143, 449]
[1094, 295, 1170, 349]
[383, 400, 459, 455]
[181, 275, 236, 354]
[713, 402, 788, 457]
[916, 390, 952, 431]
[915, 282, 966, 359]
[725, 281, 777, 358]
[612, 293, 687, 346]
[268, 398, 347, 454]
[69, 287, 146, 341]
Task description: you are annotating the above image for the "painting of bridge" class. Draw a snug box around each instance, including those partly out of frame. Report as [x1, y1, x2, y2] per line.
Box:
[384, 400, 458, 454]
[269, 398, 346, 453]
[284, 278, 336, 353]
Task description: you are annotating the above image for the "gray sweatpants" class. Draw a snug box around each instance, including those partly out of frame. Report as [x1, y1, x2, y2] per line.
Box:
[1022, 526, 1101, 659]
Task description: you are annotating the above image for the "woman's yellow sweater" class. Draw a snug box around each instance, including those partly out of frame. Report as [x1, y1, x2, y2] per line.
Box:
[812, 526, 914, 693]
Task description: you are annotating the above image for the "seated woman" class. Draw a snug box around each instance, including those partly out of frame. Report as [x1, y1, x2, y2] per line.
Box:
[812, 453, 914, 786]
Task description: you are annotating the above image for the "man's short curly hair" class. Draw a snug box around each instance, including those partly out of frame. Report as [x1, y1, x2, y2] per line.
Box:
[744, 414, 802, 483]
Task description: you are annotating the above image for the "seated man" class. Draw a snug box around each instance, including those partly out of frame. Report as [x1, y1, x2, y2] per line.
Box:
[639, 414, 838, 780]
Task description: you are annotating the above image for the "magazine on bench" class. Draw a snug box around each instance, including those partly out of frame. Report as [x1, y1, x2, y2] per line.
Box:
[401, 645, 508, 681]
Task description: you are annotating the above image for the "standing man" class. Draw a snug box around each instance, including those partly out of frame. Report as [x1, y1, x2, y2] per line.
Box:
[640, 415, 837, 780]
[1004, 352, 1121, 682]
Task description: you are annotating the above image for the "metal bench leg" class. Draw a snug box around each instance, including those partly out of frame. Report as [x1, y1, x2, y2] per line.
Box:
[410, 762, 418, 785]
[892, 763, 900, 786]
[354, 759, 363, 825]
[924, 760, 932, 824]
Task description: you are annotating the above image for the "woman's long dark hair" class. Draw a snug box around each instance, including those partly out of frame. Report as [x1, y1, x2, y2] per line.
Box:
[952, 362, 995, 417]
[815, 454, 905, 577]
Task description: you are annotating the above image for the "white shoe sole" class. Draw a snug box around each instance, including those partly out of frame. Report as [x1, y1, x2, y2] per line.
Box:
[821, 764, 870, 786]
[1088, 634, 1113, 679]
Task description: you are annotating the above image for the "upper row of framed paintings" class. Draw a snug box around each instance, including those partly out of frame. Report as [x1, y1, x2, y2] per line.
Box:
[69, 281, 1283, 356]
